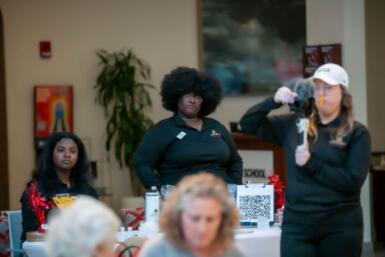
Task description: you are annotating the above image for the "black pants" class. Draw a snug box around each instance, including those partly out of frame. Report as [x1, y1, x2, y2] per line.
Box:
[281, 206, 363, 257]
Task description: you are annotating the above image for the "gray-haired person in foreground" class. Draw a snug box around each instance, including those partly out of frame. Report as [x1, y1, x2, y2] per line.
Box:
[45, 196, 121, 257]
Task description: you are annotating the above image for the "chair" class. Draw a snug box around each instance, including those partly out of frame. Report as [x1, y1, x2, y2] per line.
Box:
[117, 237, 146, 257]
[120, 197, 145, 230]
[6, 210, 27, 257]
[0, 211, 10, 257]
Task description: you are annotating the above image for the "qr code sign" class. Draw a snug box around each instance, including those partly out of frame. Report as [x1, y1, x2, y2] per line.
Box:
[239, 194, 272, 220]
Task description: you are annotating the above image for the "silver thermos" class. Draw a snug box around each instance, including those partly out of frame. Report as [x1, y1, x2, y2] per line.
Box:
[145, 186, 160, 223]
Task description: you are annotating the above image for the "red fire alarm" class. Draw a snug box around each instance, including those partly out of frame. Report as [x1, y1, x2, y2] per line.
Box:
[39, 41, 51, 59]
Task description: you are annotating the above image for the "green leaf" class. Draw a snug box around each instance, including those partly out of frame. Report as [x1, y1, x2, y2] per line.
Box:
[94, 48, 154, 192]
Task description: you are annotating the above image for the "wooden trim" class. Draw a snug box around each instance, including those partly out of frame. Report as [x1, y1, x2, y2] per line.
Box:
[232, 132, 286, 185]
[0, 9, 9, 209]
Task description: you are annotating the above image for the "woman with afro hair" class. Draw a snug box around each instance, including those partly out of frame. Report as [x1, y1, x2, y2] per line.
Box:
[133, 67, 243, 189]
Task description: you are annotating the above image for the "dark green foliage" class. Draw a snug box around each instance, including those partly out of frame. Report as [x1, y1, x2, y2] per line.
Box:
[95, 49, 154, 169]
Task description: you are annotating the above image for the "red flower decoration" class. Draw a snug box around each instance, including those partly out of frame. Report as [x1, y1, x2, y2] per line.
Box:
[26, 181, 54, 232]
[268, 174, 285, 211]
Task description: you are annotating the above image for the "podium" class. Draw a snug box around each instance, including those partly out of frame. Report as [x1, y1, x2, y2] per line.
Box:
[232, 132, 286, 185]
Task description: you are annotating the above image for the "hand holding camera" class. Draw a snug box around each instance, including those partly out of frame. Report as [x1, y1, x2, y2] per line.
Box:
[274, 79, 315, 118]
[274, 79, 315, 161]
[287, 78, 315, 118]
[274, 86, 297, 104]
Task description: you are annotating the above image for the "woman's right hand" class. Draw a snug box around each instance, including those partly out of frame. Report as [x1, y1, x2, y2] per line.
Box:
[274, 86, 297, 104]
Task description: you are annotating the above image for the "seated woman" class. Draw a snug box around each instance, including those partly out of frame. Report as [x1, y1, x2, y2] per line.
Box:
[138, 172, 245, 257]
[20, 132, 98, 240]
[133, 67, 243, 189]
[45, 196, 121, 257]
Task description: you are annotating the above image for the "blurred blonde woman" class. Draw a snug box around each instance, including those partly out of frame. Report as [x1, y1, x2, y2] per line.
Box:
[45, 196, 121, 257]
[138, 172, 245, 257]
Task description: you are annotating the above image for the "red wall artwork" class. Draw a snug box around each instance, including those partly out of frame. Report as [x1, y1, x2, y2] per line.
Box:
[34, 85, 73, 151]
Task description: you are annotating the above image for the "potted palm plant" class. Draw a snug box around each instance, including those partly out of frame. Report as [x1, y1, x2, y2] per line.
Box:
[94, 49, 154, 195]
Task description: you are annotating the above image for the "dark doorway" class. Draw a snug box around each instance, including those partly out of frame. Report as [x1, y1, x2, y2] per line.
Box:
[0, 9, 10, 210]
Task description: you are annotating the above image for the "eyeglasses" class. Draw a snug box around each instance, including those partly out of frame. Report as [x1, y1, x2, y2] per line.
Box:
[314, 83, 337, 95]
[182, 94, 203, 104]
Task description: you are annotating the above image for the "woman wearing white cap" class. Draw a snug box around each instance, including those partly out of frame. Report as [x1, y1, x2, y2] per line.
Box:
[240, 63, 371, 257]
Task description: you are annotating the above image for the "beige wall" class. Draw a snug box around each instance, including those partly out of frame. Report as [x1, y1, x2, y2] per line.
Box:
[0, 0, 260, 211]
[366, 0, 385, 151]
[0, 0, 202, 210]
[1, 0, 373, 242]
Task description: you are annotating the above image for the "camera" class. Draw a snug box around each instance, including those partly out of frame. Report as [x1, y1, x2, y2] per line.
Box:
[288, 79, 315, 117]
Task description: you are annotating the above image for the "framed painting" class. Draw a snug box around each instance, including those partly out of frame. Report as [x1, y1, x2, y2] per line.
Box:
[303, 43, 342, 78]
[320, 43, 341, 65]
[198, 0, 306, 95]
[303, 45, 322, 78]
[34, 85, 73, 151]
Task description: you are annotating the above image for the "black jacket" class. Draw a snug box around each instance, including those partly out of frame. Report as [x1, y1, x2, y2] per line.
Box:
[240, 97, 371, 218]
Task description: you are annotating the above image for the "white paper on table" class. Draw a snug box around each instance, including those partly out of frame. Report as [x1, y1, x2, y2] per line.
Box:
[236, 184, 274, 224]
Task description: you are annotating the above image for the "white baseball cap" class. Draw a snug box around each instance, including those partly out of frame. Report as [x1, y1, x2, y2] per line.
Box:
[312, 63, 349, 88]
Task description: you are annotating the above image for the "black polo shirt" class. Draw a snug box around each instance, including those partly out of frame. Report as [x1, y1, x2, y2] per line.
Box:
[240, 97, 371, 217]
[133, 114, 243, 188]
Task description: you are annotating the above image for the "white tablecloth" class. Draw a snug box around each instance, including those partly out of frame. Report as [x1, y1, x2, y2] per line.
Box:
[235, 225, 281, 257]
[23, 226, 281, 257]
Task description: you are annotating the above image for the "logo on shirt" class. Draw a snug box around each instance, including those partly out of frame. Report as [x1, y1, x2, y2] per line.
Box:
[329, 136, 346, 147]
[210, 130, 221, 138]
[53, 194, 76, 209]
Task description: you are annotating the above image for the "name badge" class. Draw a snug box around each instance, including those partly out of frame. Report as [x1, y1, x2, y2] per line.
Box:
[176, 131, 186, 139]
